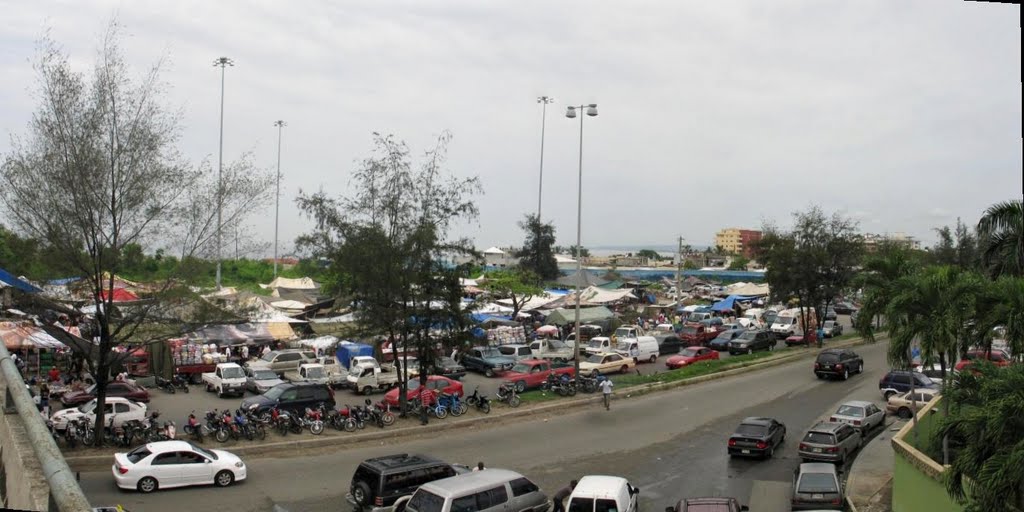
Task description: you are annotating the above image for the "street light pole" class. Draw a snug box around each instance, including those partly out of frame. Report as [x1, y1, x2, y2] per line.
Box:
[566, 104, 598, 377]
[273, 120, 286, 278]
[536, 96, 554, 221]
[213, 56, 233, 289]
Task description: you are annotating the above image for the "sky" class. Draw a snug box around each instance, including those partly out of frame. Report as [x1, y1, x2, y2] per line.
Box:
[0, 1, 1020, 255]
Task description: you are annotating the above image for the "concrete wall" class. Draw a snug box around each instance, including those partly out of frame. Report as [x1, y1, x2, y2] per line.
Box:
[891, 397, 963, 512]
[0, 380, 52, 511]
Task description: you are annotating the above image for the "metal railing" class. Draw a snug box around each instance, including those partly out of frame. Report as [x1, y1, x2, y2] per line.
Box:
[0, 343, 92, 512]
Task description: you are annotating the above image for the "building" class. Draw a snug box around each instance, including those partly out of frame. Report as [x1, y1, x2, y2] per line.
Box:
[863, 232, 921, 253]
[714, 228, 763, 258]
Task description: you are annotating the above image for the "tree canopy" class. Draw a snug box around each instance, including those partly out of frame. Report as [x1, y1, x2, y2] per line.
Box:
[514, 214, 559, 281]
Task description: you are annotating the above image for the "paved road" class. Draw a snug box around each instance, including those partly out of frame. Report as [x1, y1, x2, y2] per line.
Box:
[82, 331, 883, 512]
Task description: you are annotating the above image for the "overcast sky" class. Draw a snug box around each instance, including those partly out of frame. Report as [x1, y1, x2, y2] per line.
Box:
[1, 1, 1020, 255]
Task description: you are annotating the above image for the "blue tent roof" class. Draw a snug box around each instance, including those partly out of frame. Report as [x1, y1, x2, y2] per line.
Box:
[710, 294, 759, 313]
[0, 268, 42, 293]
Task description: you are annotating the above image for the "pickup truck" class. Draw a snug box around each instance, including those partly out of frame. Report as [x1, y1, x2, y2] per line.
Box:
[565, 324, 604, 351]
[528, 339, 575, 362]
[347, 365, 402, 395]
[246, 349, 317, 376]
[283, 363, 331, 385]
[678, 322, 722, 346]
[582, 336, 615, 357]
[201, 363, 248, 398]
[314, 356, 350, 388]
[461, 346, 516, 377]
[503, 359, 576, 393]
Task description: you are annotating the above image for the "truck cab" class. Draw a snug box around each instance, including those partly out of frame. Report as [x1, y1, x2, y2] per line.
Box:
[285, 363, 330, 385]
[583, 336, 614, 357]
[347, 365, 400, 395]
[201, 362, 248, 398]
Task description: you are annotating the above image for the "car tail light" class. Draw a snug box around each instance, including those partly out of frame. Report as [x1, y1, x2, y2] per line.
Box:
[853, 420, 861, 426]
[836, 364, 843, 370]
[827, 446, 839, 453]
[755, 441, 767, 450]
[799, 443, 809, 450]
[728, 439, 737, 447]
[832, 499, 841, 505]
[829, 416, 837, 422]
[814, 363, 820, 369]
[375, 497, 384, 506]
[116, 465, 129, 475]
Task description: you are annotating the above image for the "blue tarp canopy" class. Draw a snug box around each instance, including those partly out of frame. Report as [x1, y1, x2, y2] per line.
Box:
[0, 268, 42, 293]
[710, 294, 759, 313]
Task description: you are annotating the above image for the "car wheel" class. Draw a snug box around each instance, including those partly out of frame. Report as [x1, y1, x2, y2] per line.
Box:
[766, 445, 774, 459]
[484, 368, 495, 378]
[747, 348, 753, 355]
[859, 362, 864, 374]
[898, 407, 913, 419]
[362, 386, 373, 396]
[649, 355, 657, 363]
[351, 482, 372, 506]
[884, 390, 896, 400]
[620, 365, 629, 374]
[842, 369, 849, 380]
[137, 476, 158, 494]
[515, 381, 526, 393]
[215, 470, 235, 487]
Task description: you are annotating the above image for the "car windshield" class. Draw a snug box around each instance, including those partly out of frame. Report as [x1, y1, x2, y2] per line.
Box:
[437, 357, 457, 366]
[735, 423, 768, 436]
[714, 332, 733, 341]
[615, 342, 634, 351]
[803, 432, 836, 444]
[261, 351, 279, 362]
[585, 355, 605, 364]
[680, 326, 698, 335]
[406, 489, 444, 512]
[798, 473, 839, 493]
[479, 348, 501, 358]
[189, 442, 218, 460]
[221, 367, 245, 379]
[263, 386, 286, 400]
[824, 321, 836, 328]
[836, 405, 865, 417]
[680, 348, 699, 357]
[775, 317, 795, 325]
[738, 331, 758, 341]
[253, 370, 278, 380]
[614, 328, 632, 338]
[509, 363, 532, 374]
[79, 400, 97, 414]
[587, 339, 605, 348]
[125, 446, 151, 464]
[305, 367, 326, 378]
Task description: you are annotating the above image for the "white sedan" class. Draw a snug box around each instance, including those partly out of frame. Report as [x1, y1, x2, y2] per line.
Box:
[112, 440, 246, 493]
[829, 400, 885, 434]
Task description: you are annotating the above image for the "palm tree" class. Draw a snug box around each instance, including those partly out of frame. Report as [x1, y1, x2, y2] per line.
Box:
[977, 200, 1024, 278]
[853, 243, 921, 339]
[971, 276, 1024, 360]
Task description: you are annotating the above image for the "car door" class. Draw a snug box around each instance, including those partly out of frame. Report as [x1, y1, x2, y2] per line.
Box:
[176, 450, 214, 486]
[864, 404, 884, 429]
[770, 420, 784, 446]
[149, 452, 182, 486]
[607, 353, 624, 372]
[277, 387, 300, 413]
[838, 424, 860, 452]
[113, 402, 132, 427]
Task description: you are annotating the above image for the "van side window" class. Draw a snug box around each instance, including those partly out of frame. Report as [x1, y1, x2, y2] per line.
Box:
[451, 495, 477, 512]
[510, 477, 539, 497]
[488, 485, 508, 506]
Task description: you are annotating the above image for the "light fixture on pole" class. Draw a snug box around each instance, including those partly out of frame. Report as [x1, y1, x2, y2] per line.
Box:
[213, 56, 234, 289]
[536, 96, 554, 221]
[273, 120, 286, 278]
[565, 103, 598, 377]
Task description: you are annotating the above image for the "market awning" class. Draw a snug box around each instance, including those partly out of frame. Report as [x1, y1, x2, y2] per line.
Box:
[1, 321, 66, 349]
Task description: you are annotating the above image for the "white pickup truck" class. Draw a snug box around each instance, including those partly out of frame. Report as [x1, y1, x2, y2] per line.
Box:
[529, 338, 575, 362]
[347, 365, 401, 395]
[283, 363, 331, 385]
[315, 356, 350, 388]
[201, 363, 248, 398]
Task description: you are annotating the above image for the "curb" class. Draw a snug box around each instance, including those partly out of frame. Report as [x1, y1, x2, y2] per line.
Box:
[64, 335, 883, 472]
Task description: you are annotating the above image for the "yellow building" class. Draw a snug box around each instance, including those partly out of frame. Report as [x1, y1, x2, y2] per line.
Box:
[715, 228, 762, 258]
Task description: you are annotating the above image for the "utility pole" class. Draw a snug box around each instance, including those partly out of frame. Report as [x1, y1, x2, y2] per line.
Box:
[676, 236, 684, 303]
[273, 120, 286, 277]
[213, 56, 234, 289]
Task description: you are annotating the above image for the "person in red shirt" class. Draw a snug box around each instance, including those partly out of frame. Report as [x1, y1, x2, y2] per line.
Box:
[47, 366, 60, 382]
[418, 386, 436, 425]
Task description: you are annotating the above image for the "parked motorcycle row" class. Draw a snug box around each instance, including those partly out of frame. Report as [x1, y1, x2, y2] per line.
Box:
[47, 411, 175, 449]
[540, 373, 608, 396]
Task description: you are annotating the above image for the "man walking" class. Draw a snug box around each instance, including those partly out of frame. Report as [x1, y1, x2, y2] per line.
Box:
[599, 377, 614, 410]
[552, 480, 577, 512]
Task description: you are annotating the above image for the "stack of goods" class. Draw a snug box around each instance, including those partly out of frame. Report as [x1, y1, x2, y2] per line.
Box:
[171, 340, 226, 366]
[486, 326, 526, 345]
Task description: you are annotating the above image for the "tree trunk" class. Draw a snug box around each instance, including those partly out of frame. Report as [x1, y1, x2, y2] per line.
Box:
[939, 352, 950, 465]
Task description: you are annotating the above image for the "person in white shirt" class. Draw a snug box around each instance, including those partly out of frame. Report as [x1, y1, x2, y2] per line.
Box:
[599, 377, 614, 410]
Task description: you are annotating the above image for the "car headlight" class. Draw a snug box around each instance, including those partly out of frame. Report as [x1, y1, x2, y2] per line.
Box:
[248, 403, 258, 410]
[234, 461, 245, 468]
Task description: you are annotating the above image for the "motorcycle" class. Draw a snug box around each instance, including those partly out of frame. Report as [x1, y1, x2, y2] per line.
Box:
[221, 410, 241, 442]
[437, 393, 468, 417]
[183, 410, 204, 442]
[464, 386, 491, 414]
[155, 376, 177, 394]
[339, 404, 365, 431]
[576, 374, 600, 394]
[542, 374, 577, 397]
[172, 373, 190, 393]
[304, 407, 325, 435]
[267, 405, 291, 436]
[495, 382, 522, 408]
[372, 400, 396, 427]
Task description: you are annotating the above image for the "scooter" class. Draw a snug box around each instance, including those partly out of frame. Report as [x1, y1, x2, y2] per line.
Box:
[155, 376, 176, 394]
[495, 382, 522, 408]
[183, 410, 204, 442]
[172, 373, 190, 393]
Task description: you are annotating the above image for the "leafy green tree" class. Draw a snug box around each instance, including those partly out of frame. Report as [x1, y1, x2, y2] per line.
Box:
[931, 218, 979, 270]
[567, 245, 590, 258]
[977, 199, 1024, 278]
[854, 242, 923, 338]
[480, 269, 542, 318]
[727, 256, 750, 270]
[932, 362, 1024, 512]
[514, 214, 559, 281]
[296, 131, 480, 413]
[637, 249, 661, 261]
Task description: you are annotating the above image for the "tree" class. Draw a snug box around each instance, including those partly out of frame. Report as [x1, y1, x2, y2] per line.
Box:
[479, 269, 542, 318]
[756, 207, 863, 346]
[637, 249, 661, 261]
[514, 214, 559, 281]
[727, 256, 750, 270]
[854, 242, 923, 338]
[567, 245, 590, 258]
[977, 200, 1024, 278]
[0, 24, 239, 441]
[932, 362, 1024, 512]
[931, 218, 978, 270]
[296, 131, 480, 414]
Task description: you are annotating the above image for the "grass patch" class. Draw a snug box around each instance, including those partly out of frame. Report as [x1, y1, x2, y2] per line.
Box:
[518, 389, 573, 404]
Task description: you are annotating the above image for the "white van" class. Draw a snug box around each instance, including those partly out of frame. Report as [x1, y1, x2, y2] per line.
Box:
[615, 338, 660, 364]
[567, 475, 639, 512]
[770, 308, 802, 338]
[397, 469, 549, 512]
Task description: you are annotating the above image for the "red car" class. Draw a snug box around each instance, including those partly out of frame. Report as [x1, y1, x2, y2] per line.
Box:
[60, 381, 151, 407]
[954, 349, 1011, 372]
[665, 346, 719, 369]
[383, 375, 463, 407]
[784, 331, 818, 347]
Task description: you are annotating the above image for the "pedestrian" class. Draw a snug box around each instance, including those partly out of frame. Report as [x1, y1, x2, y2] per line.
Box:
[599, 377, 614, 410]
[47, 365, 60, 382]
[262, 344, 271, 357]
[38, 383, 50, 417]
[419, 386, 436, 426]
[552, 480, 578, 512]
[241, 345, 249, 361]
[473, 462, 485, 472]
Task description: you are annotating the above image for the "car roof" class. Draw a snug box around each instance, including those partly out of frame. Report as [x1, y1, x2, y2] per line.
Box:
[682, 346, 705, 351]
[361, 453, 443, 473]
[684, 497, 739, 505]
[420, 469, 524, 496]
[740, 417, 774, 426]
[144, 440, 195, 453]
[572, 475, 628, 498]
[841, 400, 874, 408]
[807, 421, 847, 433]
[799, 462, 838, 474]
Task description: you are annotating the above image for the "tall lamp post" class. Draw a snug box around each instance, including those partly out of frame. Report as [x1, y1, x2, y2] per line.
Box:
[272, 120, 286, 278]
[536, 96, 554, 221]
[213, 56, 234, 289]
[566, 103, 598, 376]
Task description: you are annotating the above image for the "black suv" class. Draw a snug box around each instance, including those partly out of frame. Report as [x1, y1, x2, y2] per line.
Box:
[813, 349, 864, 380]
[728, 330, 777, 355]
[346, 454, 468, 510]
[878, 370, 940, 400]
[240, 382, 334, 415]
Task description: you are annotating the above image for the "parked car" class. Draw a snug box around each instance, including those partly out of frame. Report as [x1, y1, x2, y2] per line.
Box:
[665, 346, 719, 370]
[51, 397, 147, 432]
[665, 497, 749, 512]
[798, 421, 862, 464]
[954, 349, 1012, 372]
[496, 344, 535, 362]
[707, 329, 743, 351]
[112, 440, 245, 493]
[244, 367, 284, 394]
[824, 306, 837, 320]
[678, 322, 722, 346]
[502, 359, 576, 392]
[727, 330, 776, 355]
[567, 475, 639, 512]
[813, 349, 864, 380]
[430, 356, 467, 380]
[821, 320, 843, 338]
[346, 453, 468, 511]
[784, 331, 818, 347]
[579, 352, 636, 377]
[245, 348, 317, 375]
[727, 417, 786, 459]
[60, 381, 150, 407]
[382, 375, 463, 407]
[791, 463, 844, 510]
[240, 382, 335, 415]
[396, 468, 549, 512]
[886, 390, 940, 419]
[829, 400, 885, 434]
[878, 370, 940, 400]
[833, 302, 857, 315]
[654, 333, 684, 355]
